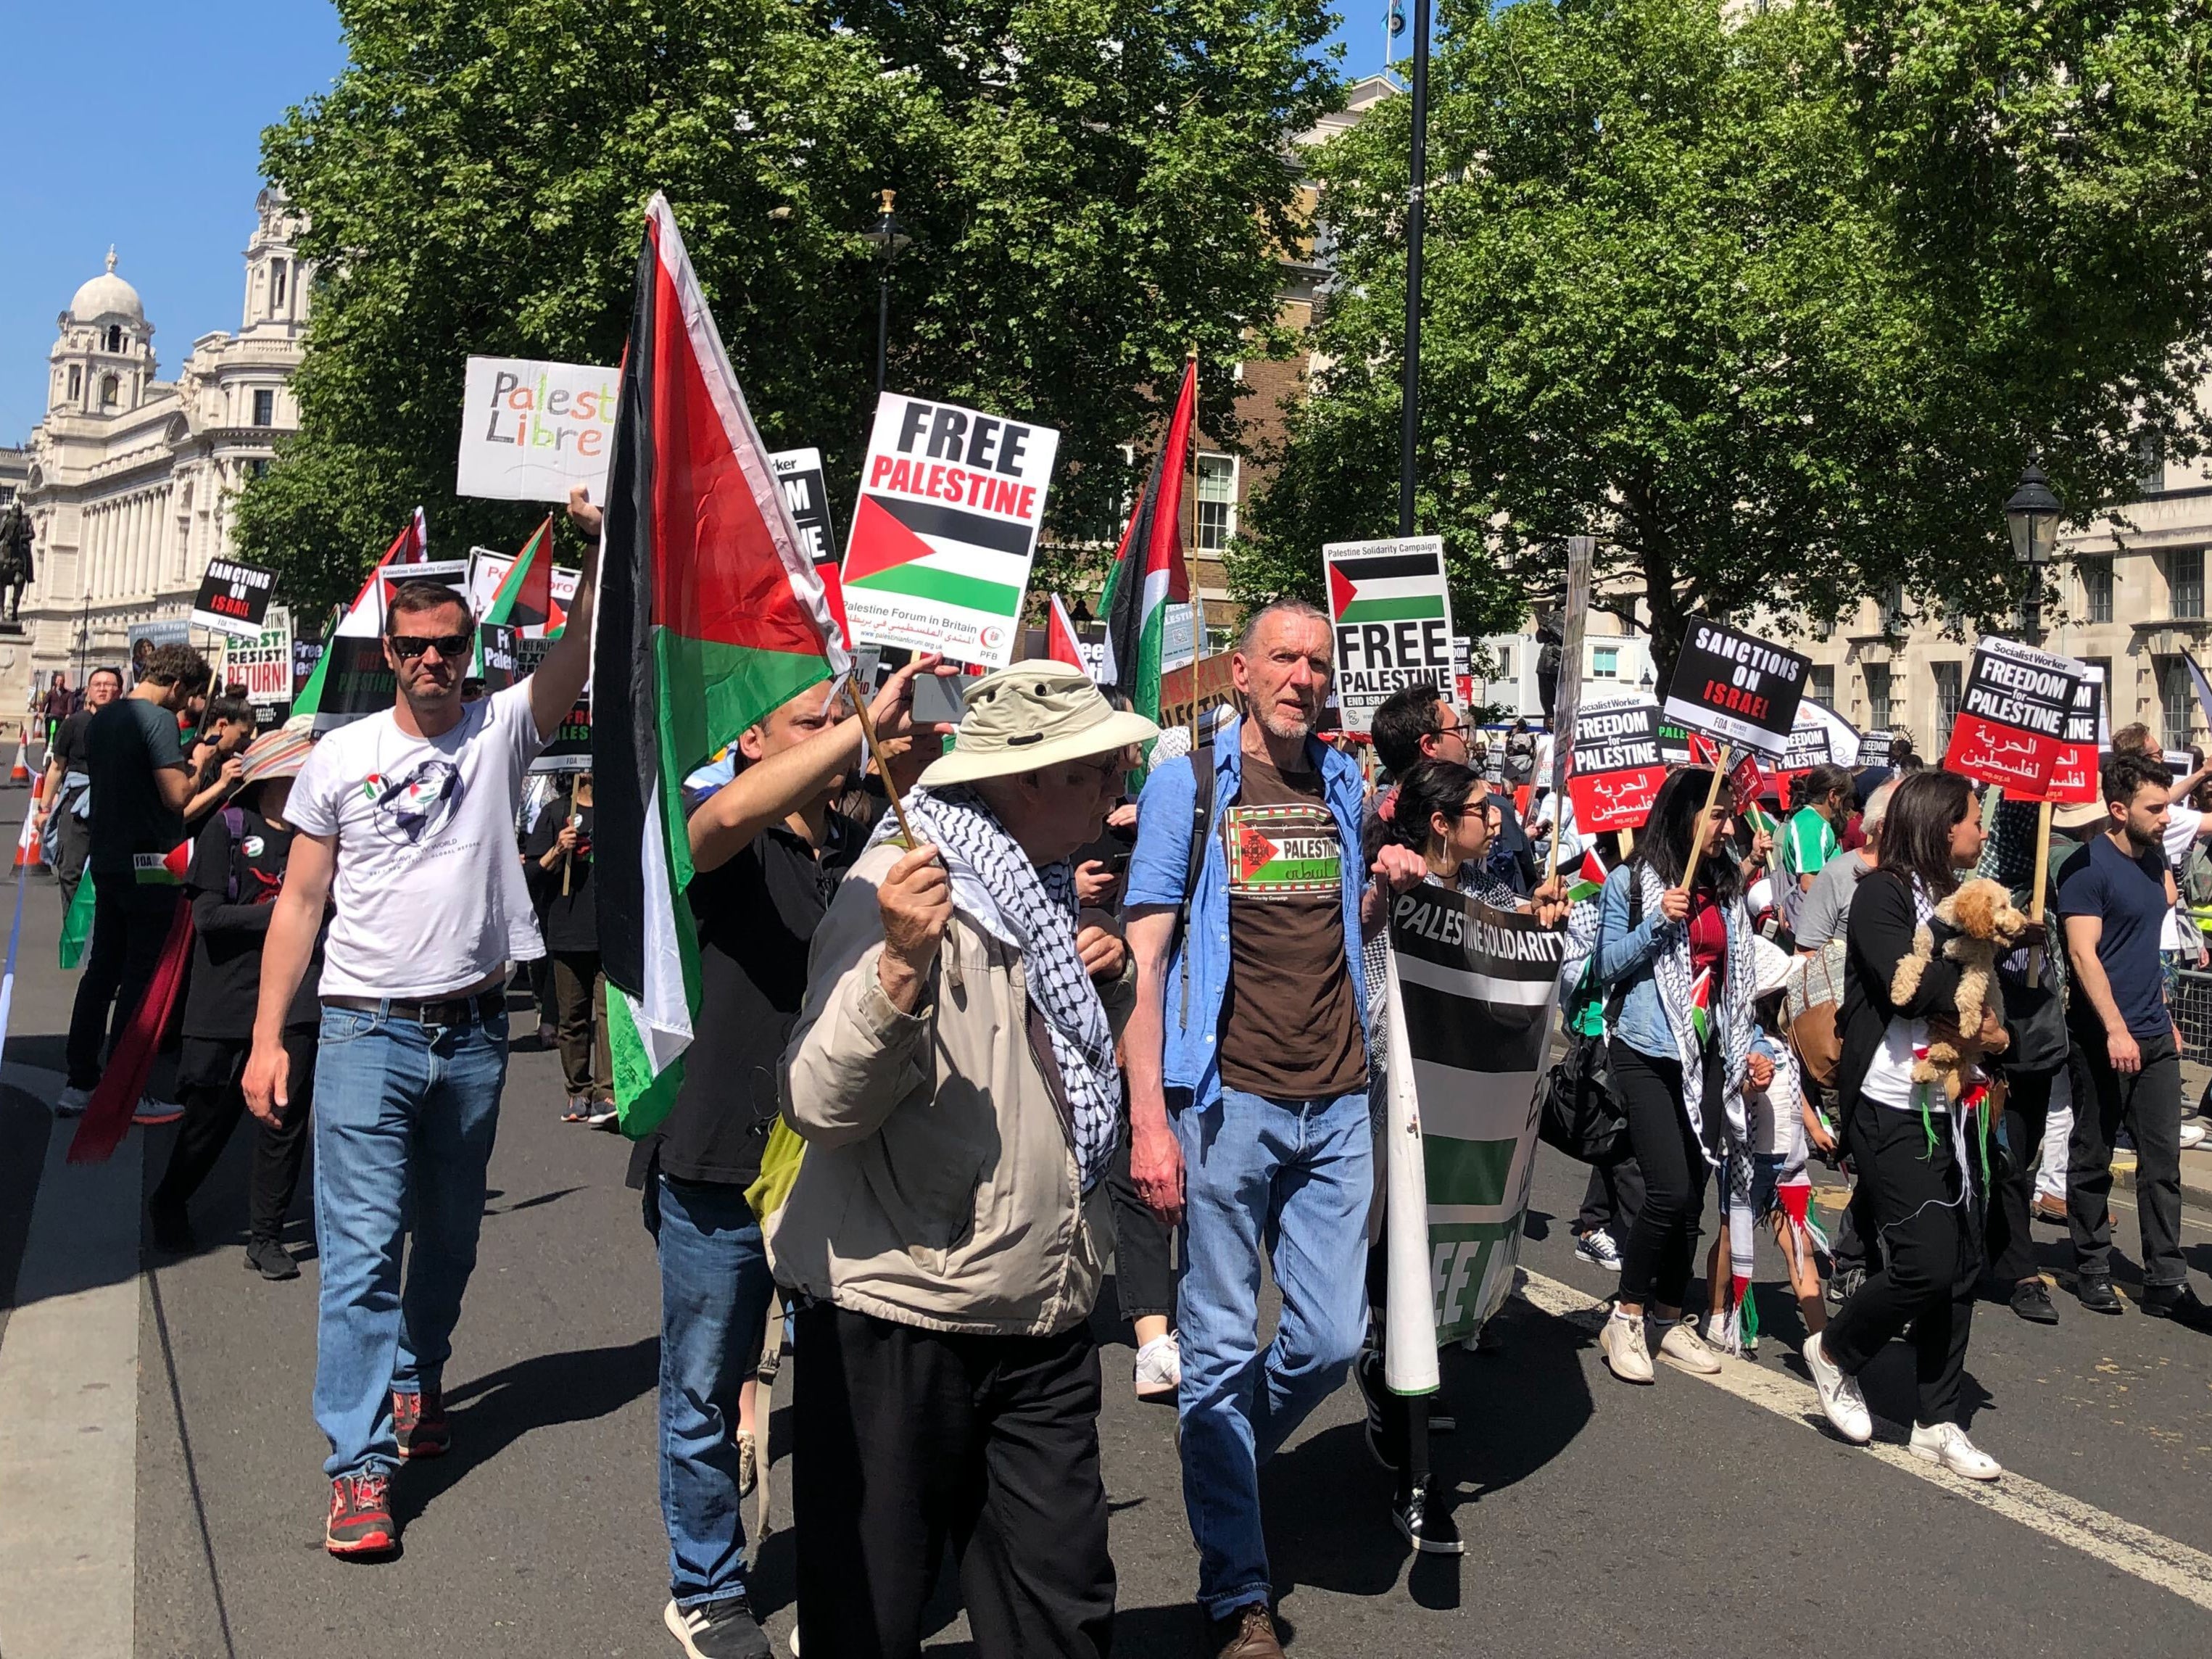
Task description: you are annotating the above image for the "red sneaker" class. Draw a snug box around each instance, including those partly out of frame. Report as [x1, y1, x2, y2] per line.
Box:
[326, 1471, 395, 1557]
[392, 1387, 450, 1460]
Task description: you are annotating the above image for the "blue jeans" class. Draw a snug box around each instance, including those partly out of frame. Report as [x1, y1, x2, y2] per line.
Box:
[1175, 1086, 1372, 1619]
[650, 1172, 779, 1610]
[311, 1001, 508, 1479]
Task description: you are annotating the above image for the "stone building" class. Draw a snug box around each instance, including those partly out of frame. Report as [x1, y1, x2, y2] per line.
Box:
[6, 188, 308, 708]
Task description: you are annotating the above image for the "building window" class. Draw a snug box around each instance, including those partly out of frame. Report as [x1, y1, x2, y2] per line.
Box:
[270, 260, 288, 307]
[1810, 664, 1835, 707]
[1933, 661, 1963, 755]
[252, 389, 275, 426]
[2080, 558, 2113, 624]
[1881, 583, 1905, 634]
[66, 365, 80, 401]
[2141, 434, 2166, 495]
[2172, 548, 2205, 621]
[245, 458, 269, 481]
[1195, 455, 1237, 553]
[104, 325, 122, 353]
[2163, 658, 2195, 751]
[2081, 656, 2111, 735]
[1494, 645, 1513, 679]
[1591, 645, 1618, 679]
[99, 375, 118, 409]
[1863, 663, 1893, 730]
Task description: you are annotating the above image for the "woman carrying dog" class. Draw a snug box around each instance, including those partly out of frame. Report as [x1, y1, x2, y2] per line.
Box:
[1805, 769, 2004, 1478]
[1591, 766, 1763, 1385]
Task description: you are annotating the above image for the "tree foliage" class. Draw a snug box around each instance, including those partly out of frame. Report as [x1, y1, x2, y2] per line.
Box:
[239, 0, 1338, 613]
[1233, 0, 2212, 682]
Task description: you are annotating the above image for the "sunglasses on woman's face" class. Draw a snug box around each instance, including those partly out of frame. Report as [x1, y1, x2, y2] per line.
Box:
[390, 633, 472, 661]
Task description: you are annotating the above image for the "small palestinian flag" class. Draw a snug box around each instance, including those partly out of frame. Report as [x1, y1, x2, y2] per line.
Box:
[1099, 357, 1196, 727]
[1689, 965, 1712, 1046]
[1045, 592, 1087, 674]
[595, 194, 850, 1137]
[482, 514, 555, 631]
[291, 507, 430, 727]
[1567, 848, 1607, 903]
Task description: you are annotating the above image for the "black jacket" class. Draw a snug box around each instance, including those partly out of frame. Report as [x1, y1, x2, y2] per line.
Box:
[1837, 866, 1968, 1143]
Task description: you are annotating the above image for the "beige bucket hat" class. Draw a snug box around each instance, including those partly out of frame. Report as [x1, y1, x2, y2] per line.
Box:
[917, 660, 1160, 787]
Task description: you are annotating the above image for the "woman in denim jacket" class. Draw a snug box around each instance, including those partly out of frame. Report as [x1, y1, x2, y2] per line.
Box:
[1592, 766, 1765, 1384]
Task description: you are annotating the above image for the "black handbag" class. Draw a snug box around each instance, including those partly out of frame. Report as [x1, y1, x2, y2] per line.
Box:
[2000, 948, 2071, 1077]
[1538, 875, 1636, 1166]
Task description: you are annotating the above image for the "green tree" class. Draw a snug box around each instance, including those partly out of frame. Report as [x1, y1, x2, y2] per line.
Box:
[240, 0, 1339, 613]
[1233, 0, 2212, 682]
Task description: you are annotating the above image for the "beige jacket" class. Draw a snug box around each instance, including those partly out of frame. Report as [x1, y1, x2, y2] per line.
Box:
[770, 840, 1134, 1337]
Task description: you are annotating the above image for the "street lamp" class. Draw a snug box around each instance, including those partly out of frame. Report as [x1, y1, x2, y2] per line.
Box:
[1069, 597, 1093, 627]
[863, 189, 912, 396]
[2005, 462, 2063, 647]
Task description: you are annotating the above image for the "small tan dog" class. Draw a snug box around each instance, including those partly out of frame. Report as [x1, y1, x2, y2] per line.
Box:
[1889, 877, 2029, 1104]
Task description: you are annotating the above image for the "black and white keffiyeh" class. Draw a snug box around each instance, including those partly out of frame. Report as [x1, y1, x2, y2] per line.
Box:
[868, 785, 1120, 1191]
[1636, 862, 1761, 1162]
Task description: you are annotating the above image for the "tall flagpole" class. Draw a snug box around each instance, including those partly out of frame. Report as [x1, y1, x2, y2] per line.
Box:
[1187, 345, 1204, 748]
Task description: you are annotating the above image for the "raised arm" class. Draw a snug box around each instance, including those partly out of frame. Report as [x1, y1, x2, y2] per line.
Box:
[529, 486, 602, 741]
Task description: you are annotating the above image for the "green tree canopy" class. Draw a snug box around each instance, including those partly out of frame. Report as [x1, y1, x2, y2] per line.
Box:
[239, 0, 1339, 613]
[1233, 0, 2212, 682]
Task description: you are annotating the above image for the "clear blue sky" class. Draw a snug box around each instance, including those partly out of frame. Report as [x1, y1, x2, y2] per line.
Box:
[1, 1, 1388, 447]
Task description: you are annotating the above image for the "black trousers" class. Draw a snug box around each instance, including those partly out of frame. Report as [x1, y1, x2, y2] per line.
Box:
[1823, 1093, 1981, 1426]
[549, 949, 610, 1101]
[65, 882, 180, 1090]
[2069, 1027, 2186, 1287]
[1609, 1039, 1716, 1309]
[1576, 1157, 1645, 1241]
[1987, 1064, 2058, 1286]
[1105, 1093, 1176, 1322]
[151, 1032, 317, 1243]
[792, 1302, 1114, 1659]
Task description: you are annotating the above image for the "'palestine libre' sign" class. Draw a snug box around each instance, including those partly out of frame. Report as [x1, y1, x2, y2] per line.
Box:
[1941, 637, 2087, 795]
[1567, 697, 1666, 832]
[455, 356, 618, 503]
[840, 394, 1060, 669]
[1662, 621, 1811, 761]
[1324, 536, 1456, 735]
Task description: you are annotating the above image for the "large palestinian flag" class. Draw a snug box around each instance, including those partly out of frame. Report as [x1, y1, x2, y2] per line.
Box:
[595, 194, 850, 1136]
[1098, 357, 1196, 724]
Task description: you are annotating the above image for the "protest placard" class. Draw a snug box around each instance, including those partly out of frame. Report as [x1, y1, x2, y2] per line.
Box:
[1782, 712, 1831, 771]
[127, 619, 190, 687]
[1657, 721, 1695, 767]
[379, 558, 471, 614]
[1324, 536, 1456, 735]
[455, 356, 618, 503]
[515, 637, 590, 771]
[307, 635, 397, 732]
[840, 394, 1060, 669]
[773, 446, 845, 637]
[1662, 621, 1811, 760]
[215, 609, 294, 724]
[190, 557, 276, 640]
[2029, 669, 2103, 806]
[1857, 729, 1894, 769]
[477, 624, 520, 693]
[1566, 697, 1666, 832]
[1941, 637, 2086, 795]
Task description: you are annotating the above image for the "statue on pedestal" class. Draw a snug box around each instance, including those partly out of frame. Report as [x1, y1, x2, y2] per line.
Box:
[0, 504, 33, 624]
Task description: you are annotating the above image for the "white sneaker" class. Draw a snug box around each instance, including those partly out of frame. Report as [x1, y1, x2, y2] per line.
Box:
[1132, 1332, 1181, 1402]
[1653, 1317, 1723, 1375]
[54, 1084, 91, 1118]
[133, 1094, 182, 1126]
[2181, 1120, 2207, 1151]
[1574, 1228, 1623, 1271]
[1599, 1310, 1654, 1383]
[1802, 1333, 1873, 1444]
[1909, 1420, 2002, 1481]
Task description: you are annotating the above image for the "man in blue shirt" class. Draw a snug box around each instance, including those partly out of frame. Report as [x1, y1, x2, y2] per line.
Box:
[2059, 751, 2212, 1328]
[1123, 600, 1384, 1659]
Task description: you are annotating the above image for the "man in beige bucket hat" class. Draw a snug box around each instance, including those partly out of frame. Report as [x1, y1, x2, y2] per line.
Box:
[773, 659, 1155, 1659]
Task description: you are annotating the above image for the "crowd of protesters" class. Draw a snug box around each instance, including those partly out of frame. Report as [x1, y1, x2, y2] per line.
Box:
[34, 534, 2212, 1659]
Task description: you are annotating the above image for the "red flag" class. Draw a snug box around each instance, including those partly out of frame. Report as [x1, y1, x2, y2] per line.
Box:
[1045, 593, 1087, 674]
[67, 898, 193, 1164]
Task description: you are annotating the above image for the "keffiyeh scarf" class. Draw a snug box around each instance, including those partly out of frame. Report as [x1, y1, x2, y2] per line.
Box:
[1636, 863, 1760, 1160]
[867, 785, 1119, 1191]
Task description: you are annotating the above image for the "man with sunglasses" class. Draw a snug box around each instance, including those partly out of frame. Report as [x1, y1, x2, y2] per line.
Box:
[244, 492, 600, 1558]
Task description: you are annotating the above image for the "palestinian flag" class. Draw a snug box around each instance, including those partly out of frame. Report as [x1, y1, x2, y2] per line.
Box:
[481, 514, 555, 630]
[291, 508, 429, 724]
[1098, 357, 1195, 724]
[595, 194, 850, 1137]
[1689, 965, 1712, 1046]
[1566, 848, 1607, 904]
[1045, 593, 1086, 674]
[1326, 550, 1450, 629]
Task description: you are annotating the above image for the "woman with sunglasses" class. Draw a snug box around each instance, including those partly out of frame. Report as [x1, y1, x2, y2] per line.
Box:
[1591, 766, 1762, 1384]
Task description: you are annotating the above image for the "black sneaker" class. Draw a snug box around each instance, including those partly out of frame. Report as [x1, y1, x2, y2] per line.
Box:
[2010, 1278, 2058, 1325]
[392, 1387, 450, 1460]
[244, 1238, 299, 1281]
[2140, 1284, 2212, 1333]
[1827, 1265, 1865, 1308]
[664, 1594, 771, 1659]
[2075, 1272, 2124, 1315]
[148, 1198, 194, 1255]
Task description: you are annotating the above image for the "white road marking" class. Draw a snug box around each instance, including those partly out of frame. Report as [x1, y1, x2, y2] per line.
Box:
[1517, 1267, 2212, 1613]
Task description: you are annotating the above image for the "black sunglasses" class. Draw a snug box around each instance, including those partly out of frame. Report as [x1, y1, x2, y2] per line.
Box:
[390, 633, 472, 661]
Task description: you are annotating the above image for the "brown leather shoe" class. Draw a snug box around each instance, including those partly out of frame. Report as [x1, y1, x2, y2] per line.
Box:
[1215, 1603, 1284, 1658]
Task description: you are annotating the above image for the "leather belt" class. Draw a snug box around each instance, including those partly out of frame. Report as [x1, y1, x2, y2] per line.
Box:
[323, 990, 507, 1027]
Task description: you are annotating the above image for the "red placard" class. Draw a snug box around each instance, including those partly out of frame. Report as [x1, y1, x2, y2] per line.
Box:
[1567, 700, 1668, 831]
[1942, 639, 2084, 795]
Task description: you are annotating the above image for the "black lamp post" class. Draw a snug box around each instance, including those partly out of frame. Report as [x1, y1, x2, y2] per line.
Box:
[2005, 462, 2063, 647]
[863, 189, 912, 395]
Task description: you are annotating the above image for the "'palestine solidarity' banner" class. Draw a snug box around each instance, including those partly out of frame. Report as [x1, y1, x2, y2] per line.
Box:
[1380, 886, 1565, 1394]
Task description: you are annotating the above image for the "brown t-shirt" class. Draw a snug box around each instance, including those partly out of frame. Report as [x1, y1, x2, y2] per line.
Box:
[1216, 756, 1367, 1099]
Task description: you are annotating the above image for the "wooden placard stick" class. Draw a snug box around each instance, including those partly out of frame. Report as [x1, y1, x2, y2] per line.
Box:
[2028, 795, 2053, 983]
[845, 675, 920, 849]
[1676, 745, 1733, 895]
[560, 774, 578, 896]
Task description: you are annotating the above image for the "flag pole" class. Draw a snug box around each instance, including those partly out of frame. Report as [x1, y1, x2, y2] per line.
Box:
[845, 676, 921, 849]
[560, 774, 577, 897]
[1185, 344, 1204, 752]
[1677, 745, 1732, 895]
[2028, 795, 2053, 983]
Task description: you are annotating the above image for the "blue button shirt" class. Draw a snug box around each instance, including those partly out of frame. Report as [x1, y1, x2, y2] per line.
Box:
[1125, 713, 1373, 1111]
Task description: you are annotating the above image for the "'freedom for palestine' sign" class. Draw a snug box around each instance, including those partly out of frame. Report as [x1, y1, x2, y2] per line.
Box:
[1941, 637, 2087, 795]
[1662, 621, 1810, 761]
[1567, 698, 1666, 831]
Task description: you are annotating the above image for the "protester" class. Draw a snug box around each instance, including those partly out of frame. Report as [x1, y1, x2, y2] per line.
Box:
[1794, 779, 1894, 953]
[1369, 682, 1473, 775]
[242, 510, 598, 1557]
[146, 727, 320, 1278]
[57, 642, 213, 1122]
[1590, 766, 1756, 1385]
[772, 660, 1151, 1659]
[1124, 600, 1379, 1657]
[1808, 770, 2003, 1478]
[39, 669, 77, 745]
[36, 663, 121, 910]
[1778, 764, 1854, 902]
[634, 658, 948, 1659]
[182, 695, 258, 830]
[2057, 753, 2212, 1329]
[522, 772, 613, 1126]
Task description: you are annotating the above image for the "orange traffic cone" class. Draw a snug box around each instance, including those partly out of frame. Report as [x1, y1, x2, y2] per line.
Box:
[8, 727, 29, 785]
[14, 770, 42, 869]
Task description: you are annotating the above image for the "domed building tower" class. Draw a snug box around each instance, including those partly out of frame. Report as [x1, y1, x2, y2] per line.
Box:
[49, 249, 156, 418]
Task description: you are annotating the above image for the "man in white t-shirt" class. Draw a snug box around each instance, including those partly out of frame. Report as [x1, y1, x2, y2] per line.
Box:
[244, 509, 597, 1558]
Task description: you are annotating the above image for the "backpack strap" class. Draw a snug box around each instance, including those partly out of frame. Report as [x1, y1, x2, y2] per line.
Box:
[220, 806, 248, 903]
[1174, 747, 1215, 1029]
